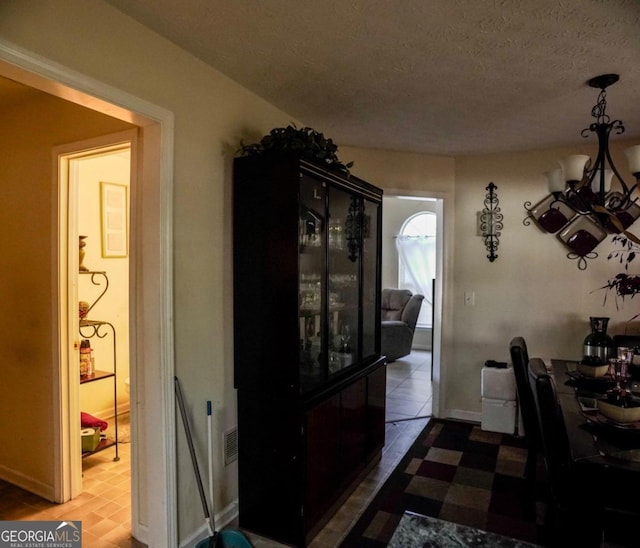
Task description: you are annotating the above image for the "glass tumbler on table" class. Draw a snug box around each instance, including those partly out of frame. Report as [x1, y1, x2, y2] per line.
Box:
[614, 347, 634, 392]
[618, 346, 634, 363]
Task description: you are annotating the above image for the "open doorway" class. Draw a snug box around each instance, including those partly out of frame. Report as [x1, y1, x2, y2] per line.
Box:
[0, 44, 176, 546]
[382, 194, 443, 425]
[61, 139, 132, 491]
[61, 140, 133, 542]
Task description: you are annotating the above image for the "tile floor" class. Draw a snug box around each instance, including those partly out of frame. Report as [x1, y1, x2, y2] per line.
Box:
[385, 349, 433, 423]
[1, 351, 432, 548]
[0, 414, 141, 548]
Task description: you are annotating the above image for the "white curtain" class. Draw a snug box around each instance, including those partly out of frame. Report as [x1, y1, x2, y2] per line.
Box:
[396, 235, 435, 326]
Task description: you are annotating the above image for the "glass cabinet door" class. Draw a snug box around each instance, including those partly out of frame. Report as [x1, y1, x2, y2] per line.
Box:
[327, 187, 360, 377]
[299, 170, 381, 394]
[361, 198, 380, 361]
[299, 175, 326, 393]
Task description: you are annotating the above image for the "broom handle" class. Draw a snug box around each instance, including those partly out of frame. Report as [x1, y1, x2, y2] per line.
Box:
[207, 400, 215, 531]
[175, 376, 211, 521]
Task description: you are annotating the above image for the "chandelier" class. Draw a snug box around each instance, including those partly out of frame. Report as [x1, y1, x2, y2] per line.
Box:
[525, 74, 640, 269]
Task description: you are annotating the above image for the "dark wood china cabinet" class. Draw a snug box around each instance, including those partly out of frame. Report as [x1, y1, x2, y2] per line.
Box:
[233, 154, 385, 546]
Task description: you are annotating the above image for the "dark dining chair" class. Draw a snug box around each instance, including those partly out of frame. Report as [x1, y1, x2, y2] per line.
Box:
[509, 337, 540, 484]
[527, 357, 604, 547]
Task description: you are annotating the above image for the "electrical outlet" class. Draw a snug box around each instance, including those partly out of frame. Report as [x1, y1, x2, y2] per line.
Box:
[464, 291, 475, 307]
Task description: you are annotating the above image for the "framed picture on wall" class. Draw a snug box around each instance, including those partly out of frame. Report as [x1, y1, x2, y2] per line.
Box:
[100, 181, 128, 258]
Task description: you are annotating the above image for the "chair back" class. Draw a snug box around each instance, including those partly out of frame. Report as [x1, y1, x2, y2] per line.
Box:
[509, 337, 540, 446]
[401, 294, 424, 332]
[527, 357, 572, 500]
[381, 289, 412, 321]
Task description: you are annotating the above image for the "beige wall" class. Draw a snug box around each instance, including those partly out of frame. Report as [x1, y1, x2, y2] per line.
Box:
[0, 91, 133, 498]
[452, 141, 640, 415]
[342, 146, 456, 193]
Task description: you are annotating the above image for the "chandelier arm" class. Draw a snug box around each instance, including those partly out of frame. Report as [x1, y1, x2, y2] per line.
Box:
[564, 187, 593, 215]
[592, 88, 611, 125]
[604, 139, 634, 206]
[593, 204, 624, 232]
[585, 119, 635, 213]
[589, 122, 613, 195]
[548, 194, 567, 210]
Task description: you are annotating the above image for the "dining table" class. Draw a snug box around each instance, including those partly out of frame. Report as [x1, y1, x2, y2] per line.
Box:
[550, 359, 640, 473]
[531, 359, 639, 548]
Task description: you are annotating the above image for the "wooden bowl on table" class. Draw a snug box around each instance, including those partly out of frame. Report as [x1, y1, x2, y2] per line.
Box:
[577, 361, 609, 378]
[597, 397, 640, 424]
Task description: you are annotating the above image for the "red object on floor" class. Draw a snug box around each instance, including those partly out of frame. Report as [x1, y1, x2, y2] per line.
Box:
[81, 411, 108, 431]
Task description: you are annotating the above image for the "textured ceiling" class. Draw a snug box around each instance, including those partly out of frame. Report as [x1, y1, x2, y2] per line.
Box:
[12, 0, 640, 156]
[102, 0, 640, 155]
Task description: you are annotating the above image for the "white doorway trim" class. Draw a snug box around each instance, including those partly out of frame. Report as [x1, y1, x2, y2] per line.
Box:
[0, 39, 176, 547]
[383, 189, 451, 419]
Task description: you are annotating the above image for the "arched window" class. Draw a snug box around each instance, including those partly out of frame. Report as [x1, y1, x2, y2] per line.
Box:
[396, 211, 436, 328]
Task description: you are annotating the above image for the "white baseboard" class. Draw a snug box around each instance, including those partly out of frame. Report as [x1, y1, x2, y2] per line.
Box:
[0, 463, 54, 501]
[84, 403, 130, 422]
[216, 500, 240, 529]
[443, 409, 482, 423]
[180, 523, 210, 548]
[411, 344, 432, 351]
[132, 524, 148, 547]
[180, 500, 239, 547]
[116, 402, 130, 417]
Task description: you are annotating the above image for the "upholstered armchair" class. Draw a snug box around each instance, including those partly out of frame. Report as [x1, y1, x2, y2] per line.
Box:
[381, 288, 424, 362]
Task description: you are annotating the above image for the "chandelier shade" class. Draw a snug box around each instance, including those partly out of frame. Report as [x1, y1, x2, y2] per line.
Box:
[625, 145, 640, 175]
[559, 154, 590, 184]
[525, 74, 640, 269]
[544, 168, 564, 193]
[592, 169, 613, 194]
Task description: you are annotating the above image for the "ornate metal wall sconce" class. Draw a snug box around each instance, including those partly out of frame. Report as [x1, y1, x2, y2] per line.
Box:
[345, 196, 370, 262]
[480, 182, 503, 262]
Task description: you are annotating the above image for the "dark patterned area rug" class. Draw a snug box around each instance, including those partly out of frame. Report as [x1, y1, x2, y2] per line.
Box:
[340, 419, 547, 547]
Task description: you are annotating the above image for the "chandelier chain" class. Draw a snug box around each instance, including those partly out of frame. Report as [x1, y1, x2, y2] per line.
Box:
[591, 88, 610, 125]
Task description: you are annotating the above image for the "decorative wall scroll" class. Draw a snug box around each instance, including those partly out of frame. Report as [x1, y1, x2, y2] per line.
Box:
[480, 182, 503, 262]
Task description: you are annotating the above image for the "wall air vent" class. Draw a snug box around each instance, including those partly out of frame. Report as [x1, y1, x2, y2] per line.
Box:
[224, 427, 238, 465]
